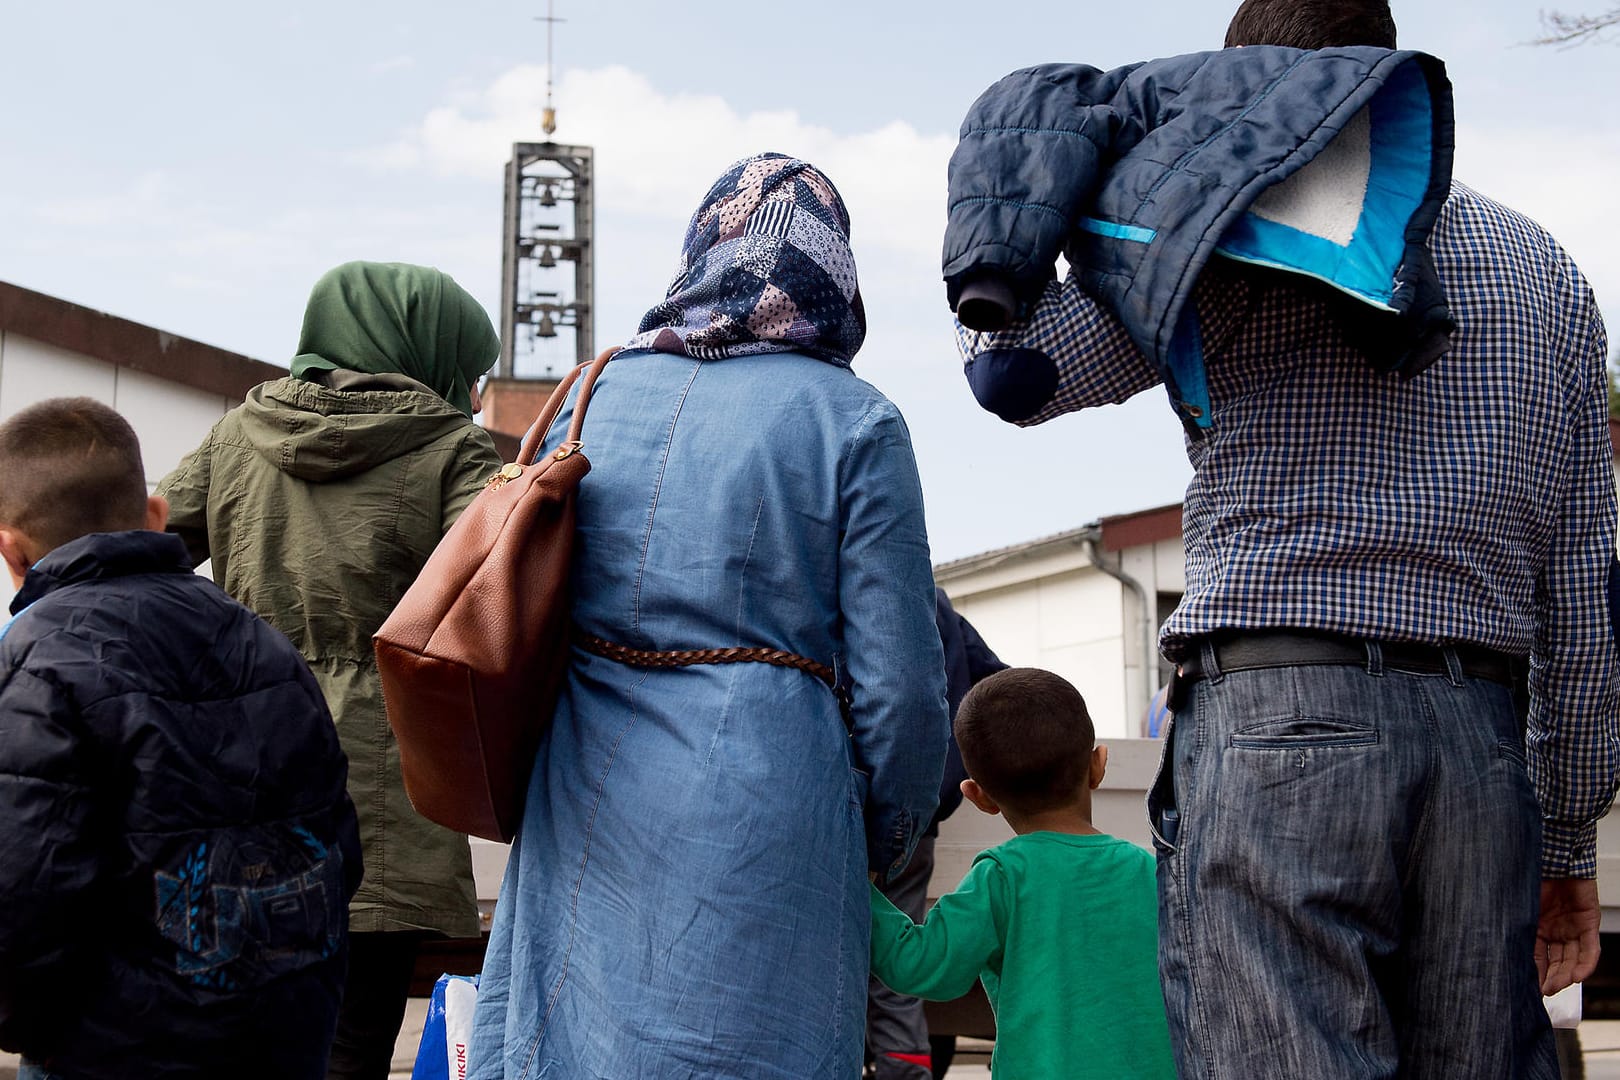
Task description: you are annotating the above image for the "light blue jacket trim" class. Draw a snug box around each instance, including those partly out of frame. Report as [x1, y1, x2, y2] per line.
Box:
[1079, 217, 1157, 244]
[1166, 306, 1213, 430]
[1215, 61, 1432, 310]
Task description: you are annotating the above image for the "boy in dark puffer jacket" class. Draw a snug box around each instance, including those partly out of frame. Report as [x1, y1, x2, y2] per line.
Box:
[0, 397, 362, 1079]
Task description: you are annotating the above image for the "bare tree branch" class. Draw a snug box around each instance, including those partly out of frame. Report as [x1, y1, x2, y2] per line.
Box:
[1532, 7, 1620, 45]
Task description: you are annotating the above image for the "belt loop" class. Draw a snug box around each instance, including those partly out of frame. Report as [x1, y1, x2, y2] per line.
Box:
[1199, 637, 1224, 685]
[1364, 639, 1384, 677]
[1441, 645, 1464, 687]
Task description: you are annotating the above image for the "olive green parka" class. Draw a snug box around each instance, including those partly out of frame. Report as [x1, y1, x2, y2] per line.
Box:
[158, 376, 502, 936]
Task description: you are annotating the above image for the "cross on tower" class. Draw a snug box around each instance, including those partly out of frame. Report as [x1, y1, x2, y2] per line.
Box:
[534, 1, 565, 136]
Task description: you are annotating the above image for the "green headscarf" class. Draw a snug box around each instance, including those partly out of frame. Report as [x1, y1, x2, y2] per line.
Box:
[290, 261, 499, 417]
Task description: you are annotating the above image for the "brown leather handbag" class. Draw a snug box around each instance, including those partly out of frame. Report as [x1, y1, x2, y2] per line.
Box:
[373, 347, 618, 843]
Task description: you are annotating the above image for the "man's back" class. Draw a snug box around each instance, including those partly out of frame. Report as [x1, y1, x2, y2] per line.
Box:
[1169, 180, 1616, 870]
[1176, 182, 1605, 646]
[0, 530, 361, 1079]
[952, 1, 1615, 1067]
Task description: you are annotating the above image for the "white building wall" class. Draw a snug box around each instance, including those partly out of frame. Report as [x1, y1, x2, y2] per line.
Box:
[0, 330, 232, 610]
[946, 562, 1132, 738]
[940, 529, 1186, 740]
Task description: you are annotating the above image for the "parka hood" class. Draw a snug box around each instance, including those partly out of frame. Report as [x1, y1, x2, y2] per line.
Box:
[239, 376, 480, 482]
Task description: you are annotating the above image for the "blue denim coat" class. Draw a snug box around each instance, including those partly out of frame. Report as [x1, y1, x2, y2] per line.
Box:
[469, 348, 949, 1079]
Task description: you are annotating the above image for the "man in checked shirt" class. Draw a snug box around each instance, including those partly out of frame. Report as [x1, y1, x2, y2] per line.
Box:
[955, 2, 1618, 1076]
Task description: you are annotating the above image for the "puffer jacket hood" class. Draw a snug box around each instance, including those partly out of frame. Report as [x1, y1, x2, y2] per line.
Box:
[946, 45, 1455, 432]
[239, 376, 483, 482]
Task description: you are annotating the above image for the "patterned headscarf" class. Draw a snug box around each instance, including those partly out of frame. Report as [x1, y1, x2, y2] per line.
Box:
[627, 153, 866, 367]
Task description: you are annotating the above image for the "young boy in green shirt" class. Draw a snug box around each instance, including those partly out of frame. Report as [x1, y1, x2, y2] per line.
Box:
[869, 667, 1176, 1079]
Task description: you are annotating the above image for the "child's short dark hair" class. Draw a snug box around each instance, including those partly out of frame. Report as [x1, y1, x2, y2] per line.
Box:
[1225, 0, 1397, 50]
[0, 397, 149, 553]
[955, 667, 1095, 813]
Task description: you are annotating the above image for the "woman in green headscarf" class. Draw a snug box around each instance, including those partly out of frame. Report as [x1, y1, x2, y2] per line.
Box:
[290, 261, 496, 417]
[158, 262, 505, 1080]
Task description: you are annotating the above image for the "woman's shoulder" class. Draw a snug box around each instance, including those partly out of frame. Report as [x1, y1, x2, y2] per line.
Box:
[599, 348, 911, 454]
[709, 350, 902, 413]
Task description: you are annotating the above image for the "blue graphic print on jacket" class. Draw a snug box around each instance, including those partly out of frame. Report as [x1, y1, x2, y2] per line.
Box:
[154, 826, 346, 991]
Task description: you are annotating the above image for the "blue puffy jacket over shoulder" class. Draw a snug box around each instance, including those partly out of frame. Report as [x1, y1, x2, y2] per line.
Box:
[0, 531, 361, 1079]
[945, 45, 1455, 429]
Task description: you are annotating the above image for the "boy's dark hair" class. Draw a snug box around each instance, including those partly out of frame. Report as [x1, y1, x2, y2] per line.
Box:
[954, 667, 1095, 813]
[0, 397, 149, 553]
[1225, 0, 1397, 49]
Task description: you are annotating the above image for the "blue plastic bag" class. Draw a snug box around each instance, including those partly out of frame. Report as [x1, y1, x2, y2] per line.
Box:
[412, 973, 480, 1080]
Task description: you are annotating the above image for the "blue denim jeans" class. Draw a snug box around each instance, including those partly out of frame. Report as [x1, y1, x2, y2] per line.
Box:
[1149, 649, 1556, 1079]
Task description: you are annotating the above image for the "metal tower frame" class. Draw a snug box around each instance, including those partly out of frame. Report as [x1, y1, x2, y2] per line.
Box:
[498, 142, 594, 377]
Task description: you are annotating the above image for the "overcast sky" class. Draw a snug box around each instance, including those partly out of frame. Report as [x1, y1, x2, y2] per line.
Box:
[3, 2, 1615, 561]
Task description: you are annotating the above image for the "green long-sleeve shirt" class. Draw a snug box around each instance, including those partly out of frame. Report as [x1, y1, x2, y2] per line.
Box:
[870, 832, 1176, 1080]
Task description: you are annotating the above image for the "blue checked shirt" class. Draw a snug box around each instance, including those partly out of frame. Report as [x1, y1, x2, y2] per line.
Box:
[960, 183, 1619, 876]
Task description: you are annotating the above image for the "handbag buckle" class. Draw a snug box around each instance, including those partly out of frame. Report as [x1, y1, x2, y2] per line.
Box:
[486, 462, 524, 489]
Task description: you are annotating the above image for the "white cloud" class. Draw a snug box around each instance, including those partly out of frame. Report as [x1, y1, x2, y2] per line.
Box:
[372, 64, 1620, 341]
[372, 63, 954, 263]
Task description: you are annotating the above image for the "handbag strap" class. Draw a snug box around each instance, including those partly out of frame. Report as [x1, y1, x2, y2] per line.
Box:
[574, 630, 837, 690]
[518, 346, 623, 466]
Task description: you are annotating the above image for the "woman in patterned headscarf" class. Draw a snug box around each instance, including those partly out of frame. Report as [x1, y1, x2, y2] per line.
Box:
[468, 155, 949, 1079]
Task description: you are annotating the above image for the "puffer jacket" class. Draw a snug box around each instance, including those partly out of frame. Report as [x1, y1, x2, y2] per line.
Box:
[945, 45, 1455, 430]
[158, 375, 503, 938]
[0, 530, 360, 1077]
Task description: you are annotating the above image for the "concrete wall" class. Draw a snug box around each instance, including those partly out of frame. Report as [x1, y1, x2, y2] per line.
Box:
[951, 568, 1129, 736]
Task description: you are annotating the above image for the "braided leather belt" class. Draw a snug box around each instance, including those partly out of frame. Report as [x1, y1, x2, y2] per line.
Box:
[1179, 630, 1522, 688]
[574, 630, 837, 689]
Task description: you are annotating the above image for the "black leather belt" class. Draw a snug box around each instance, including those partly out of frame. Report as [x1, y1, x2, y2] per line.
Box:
[1178, 630, 1523, 688]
